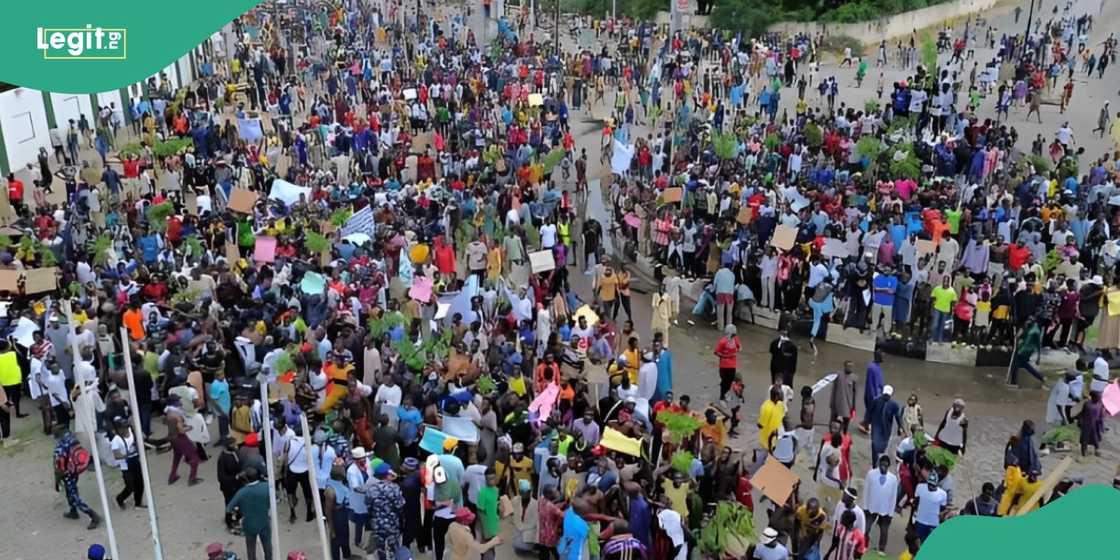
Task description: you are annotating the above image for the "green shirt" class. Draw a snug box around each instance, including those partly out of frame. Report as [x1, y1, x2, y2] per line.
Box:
[1016, 324, 1042, 359]
[931, 286, 958, 313]
[477, 486, 500, 538]
[227, 481, 271, 535]
[945, 209, 962, 234]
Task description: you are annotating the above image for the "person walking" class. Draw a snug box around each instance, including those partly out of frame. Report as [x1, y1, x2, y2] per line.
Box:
[829, 361, 858, 432]
[1007, 318, 1046, 388]
[768, 329, 798, 387]
[866, 386, 902, 462]
[1027, 89, 1043, 123]
[52, 425, 102, 530]
[861, 456, 898, 554]
[1093, 101, 1111, 137]
[859, 351, 885, 433]
[109, 418, 144, 509]
[165, 394, 203, 485]
[933, 399, 969, 455]
[282, 424, 315, 524]
[324, 466, 353, 560]
[227, 467, 274, 560]
[714, 263, 736, 331]
[365, 462, 405, 559]
[714, 325, 741, 399]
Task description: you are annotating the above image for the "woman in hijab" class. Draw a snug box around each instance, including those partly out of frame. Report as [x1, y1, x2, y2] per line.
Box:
[1009, 420, 1041, 473]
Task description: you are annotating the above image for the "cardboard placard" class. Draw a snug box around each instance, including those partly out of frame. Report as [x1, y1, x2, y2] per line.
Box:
[770, 225, 798, 252]
[916, 239, 936, 256]
[24, 267, 59, 294]
[529, 250, 556, 274]
[227, 188, 259, 214]
[528, 93, 544, 107]
[752, 455, 800, 505]
[662, 187, 683, 204]
[736, 206, 752, 225]
[0, 269, 22, 293]
[225, 243, 241, 264]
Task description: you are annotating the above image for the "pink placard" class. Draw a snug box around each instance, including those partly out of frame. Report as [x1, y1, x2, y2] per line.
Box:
[253, 236, 277, 263]
[409, 276, 433, 302]
[624, 213, 642, 228]
[1102, 381, 1120, 416]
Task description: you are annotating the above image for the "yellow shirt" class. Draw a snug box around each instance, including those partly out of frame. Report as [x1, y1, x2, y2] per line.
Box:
[661, 479, 689, 519]
[758, 399, 786, 449]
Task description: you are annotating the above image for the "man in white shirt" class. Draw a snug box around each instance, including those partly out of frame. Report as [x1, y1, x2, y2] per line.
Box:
[751, 527, 790, 560]
[830, 487, 866, 535]
[374, 374, 402, 408]
[914, 471, 948, 542]
[282, 427, 314, 523]
[1091, 352, 1111, 393]
[539, 218, 558, 249]
[862, 456, 899, 553]
[1056, 122, 1074, 147]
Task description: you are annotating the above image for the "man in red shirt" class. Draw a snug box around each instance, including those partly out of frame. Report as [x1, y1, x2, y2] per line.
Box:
[1007, 239, 1032, 271]
[6, 173, 24, 210]
[714, 325, 741, 400]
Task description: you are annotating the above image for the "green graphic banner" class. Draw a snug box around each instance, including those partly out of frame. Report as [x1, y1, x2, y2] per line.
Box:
[1, 0, 262, 92]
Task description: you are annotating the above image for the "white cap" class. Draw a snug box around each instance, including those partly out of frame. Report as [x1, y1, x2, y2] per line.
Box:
[759, 527, 779, 545]
[1091, 275, 1104, 285]
[883, 385, 894, 396]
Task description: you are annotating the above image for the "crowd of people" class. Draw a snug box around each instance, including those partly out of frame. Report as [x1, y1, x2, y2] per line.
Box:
[1, 1, 1119, 560]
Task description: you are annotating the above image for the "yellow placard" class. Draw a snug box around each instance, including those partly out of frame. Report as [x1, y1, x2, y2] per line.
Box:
[600, 427, 642, 457]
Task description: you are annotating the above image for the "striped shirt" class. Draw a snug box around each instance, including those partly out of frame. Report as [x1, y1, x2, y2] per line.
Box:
[603, 535, 647, 560]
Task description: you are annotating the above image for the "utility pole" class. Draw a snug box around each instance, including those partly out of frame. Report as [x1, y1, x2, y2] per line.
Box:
[1022, 0, 1036, 62]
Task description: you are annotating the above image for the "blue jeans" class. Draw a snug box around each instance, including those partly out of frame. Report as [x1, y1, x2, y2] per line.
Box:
[1008, 355, 1044, 384]
[931, 309, 949, 342]
[915, 521, 937, 542]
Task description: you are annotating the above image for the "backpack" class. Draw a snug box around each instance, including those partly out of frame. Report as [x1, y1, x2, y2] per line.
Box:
[57, 443, 91, 476]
